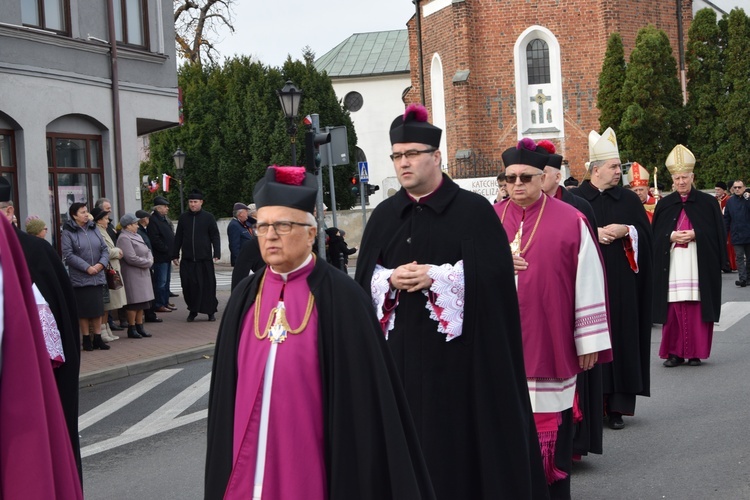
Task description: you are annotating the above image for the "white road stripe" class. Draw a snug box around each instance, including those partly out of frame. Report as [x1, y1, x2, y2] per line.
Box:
[81, 372, 212, 458]
[714, 301, 750, 332]
[78, 369, 182, 431]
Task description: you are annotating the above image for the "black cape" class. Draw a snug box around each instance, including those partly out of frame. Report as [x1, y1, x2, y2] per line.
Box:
[205, 257, 436, 500]
[16, 229, 82, 482]
[571, 181, 653, 398]
[230, 238, 265, 291]
[652, 188, 726, 323]
[355, 176, 548, 499]
[557, 188, 605, 457]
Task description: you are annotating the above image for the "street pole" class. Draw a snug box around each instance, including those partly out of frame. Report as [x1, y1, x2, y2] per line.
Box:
[360, 180, 366, 229]
[325, 129, 338, 228]
[310, 114, 327, 262]
[290, 118, 297, 166]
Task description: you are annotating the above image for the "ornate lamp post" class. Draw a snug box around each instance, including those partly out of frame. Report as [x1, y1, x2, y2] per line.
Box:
[172, 147, 186, 214]
[276, 80, 303, 165]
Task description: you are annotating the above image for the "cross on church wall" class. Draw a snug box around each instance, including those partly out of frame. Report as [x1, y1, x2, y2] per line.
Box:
[530, 89, 552, 124]
[485, 90, 506, 129]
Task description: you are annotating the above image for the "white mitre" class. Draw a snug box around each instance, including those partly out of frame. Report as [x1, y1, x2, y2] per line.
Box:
[589, 127, 620, 162]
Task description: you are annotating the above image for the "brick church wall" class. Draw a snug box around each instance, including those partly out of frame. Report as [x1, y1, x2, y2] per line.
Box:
[407, 0, 691, 180]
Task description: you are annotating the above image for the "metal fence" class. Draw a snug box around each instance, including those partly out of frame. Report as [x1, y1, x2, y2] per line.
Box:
[446, 155, 504, 179]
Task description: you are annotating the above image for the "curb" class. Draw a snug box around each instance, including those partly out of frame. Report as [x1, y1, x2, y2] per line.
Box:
[79, 344, 216, 388]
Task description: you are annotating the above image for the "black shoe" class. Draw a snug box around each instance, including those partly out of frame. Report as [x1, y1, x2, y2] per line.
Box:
[109, 321, 125, 331]
[145, 316, 163, 323]
[92, 334, 111, 350]
[187, 312, 197, 322]
[663, 355, 685, 367]
[736, 280, 747, 287]
[135, 324, 152, 338]
[127, 326, 142, 339]
[119, 321, 129, 329]
[82, 335, 94, 352]
[688, 358, 702, 366]
[607, 413, 625, 430]
[169, 292, 179, 297]
[208, 314, 216, 322]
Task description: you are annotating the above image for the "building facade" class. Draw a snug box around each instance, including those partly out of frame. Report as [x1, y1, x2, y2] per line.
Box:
[406, 0, 697, 180]
[0, 0, 178, 247]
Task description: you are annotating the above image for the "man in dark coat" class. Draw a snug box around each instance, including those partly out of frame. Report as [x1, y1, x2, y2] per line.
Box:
[227, 202, 256, 267]
[653, 145, 725, 367]
[148, 196, 175, 319]
[355, 104, 547, 499]
[172, 190, 220, 322]
[571, 128, 653, 431]
[206, 166, 435, 499]
[723, 179, 750, 287]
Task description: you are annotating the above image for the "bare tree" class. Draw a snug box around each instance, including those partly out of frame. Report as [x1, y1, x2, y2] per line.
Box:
[174, 0, 235, 65]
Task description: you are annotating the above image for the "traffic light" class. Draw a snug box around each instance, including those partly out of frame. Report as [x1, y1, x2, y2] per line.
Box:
[366, 183, 380, 197]
[351, 175, 360, 197]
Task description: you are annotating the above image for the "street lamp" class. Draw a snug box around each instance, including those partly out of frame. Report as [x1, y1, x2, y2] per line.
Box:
[277, 80, 303, 165]
[172, 147, 186, 214]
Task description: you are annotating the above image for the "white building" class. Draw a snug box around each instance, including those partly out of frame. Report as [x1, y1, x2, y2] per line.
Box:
[315, 30, 411, 206]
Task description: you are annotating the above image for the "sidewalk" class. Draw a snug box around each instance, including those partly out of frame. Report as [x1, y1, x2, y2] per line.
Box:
[79, 265, 234, 387]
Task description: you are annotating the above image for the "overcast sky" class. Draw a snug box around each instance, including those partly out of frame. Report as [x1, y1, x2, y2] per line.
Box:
[212, 1, 416, 67]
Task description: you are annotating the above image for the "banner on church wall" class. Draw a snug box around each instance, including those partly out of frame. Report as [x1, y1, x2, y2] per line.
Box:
[453, 176, 498, 203]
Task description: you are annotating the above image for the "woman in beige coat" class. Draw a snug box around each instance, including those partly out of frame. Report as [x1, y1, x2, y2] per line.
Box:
[92, 207, 125, 342]
[117, 213, 155, 339]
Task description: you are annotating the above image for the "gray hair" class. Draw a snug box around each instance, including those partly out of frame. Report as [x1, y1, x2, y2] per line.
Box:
[95, 197, 111, 209]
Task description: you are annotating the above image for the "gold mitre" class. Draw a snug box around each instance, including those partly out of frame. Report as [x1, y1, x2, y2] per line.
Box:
[589, 127, 620, 162]
[665, 144, 695, 175]
[624, 162, 649, 187]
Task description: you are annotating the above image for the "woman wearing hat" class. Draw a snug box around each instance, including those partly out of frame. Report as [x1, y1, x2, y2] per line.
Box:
[116, 213, 155, 339]
[92, 207, 125, 342]
[61, 202, 110, 351]
[25, 216, 48, 239]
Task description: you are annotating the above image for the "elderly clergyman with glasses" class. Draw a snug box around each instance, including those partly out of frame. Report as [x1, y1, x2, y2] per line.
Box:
[205, 165, 435, 499]
[495, 138, 611, 498]
[355, 104, 547, 499]
[570, 128, 654, 431]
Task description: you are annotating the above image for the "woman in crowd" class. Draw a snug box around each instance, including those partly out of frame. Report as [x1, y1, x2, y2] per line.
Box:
[116, 213, 154, 339]
[25, 216, 49, 239]
[61, 202, 109, 351]
[92, 207, 125, 342]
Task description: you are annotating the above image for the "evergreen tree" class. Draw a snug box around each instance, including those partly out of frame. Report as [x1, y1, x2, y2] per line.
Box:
[715, 9, 750, 184]
[686, 8, 724, 187]
[141, 57, 359, 216]
[618, 25, 686, 182]
[597, 33, 627, 132]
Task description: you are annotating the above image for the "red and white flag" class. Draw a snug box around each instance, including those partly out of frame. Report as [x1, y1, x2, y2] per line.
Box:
[162, 173, 171, 192]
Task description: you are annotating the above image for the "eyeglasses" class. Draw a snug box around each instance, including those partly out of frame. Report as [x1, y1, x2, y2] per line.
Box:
[254, 221, 312, 236]
[390, 148, 436, 161]
[733, 186, 744, 189]
[505, 173, 543, 184]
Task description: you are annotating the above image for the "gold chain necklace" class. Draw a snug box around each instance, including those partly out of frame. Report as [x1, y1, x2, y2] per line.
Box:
[254, 269, 315, 341]
[500, 194, 547, 256]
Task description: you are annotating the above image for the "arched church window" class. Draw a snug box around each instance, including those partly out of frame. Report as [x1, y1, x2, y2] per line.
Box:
[526, 39, 550, 85]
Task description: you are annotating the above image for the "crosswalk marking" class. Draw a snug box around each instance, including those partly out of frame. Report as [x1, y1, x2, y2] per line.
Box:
[81, 372, 211, 458]
[714, 301, 750, 332]
[78, 369, 182, 431]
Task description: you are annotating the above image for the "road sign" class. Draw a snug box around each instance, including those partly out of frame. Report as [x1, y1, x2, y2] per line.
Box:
[358, 161, 369, 183]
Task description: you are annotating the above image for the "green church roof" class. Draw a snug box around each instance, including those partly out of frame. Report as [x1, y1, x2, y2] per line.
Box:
[315, 30, 410, 78]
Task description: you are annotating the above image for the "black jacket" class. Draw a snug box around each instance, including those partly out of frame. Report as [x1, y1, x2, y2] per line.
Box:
[147, 211, 175, 263]
[724, 194, 750, 245]
[172, 209, 220, 262]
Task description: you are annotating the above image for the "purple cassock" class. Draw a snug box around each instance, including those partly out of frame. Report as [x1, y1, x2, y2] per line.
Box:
[225, 258, 326, 499]
[494, 194, 612, 411]
[0, 215, 83, 499]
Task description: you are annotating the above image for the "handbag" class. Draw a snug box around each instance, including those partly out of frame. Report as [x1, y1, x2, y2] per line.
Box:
[106, 264, 123, 290]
